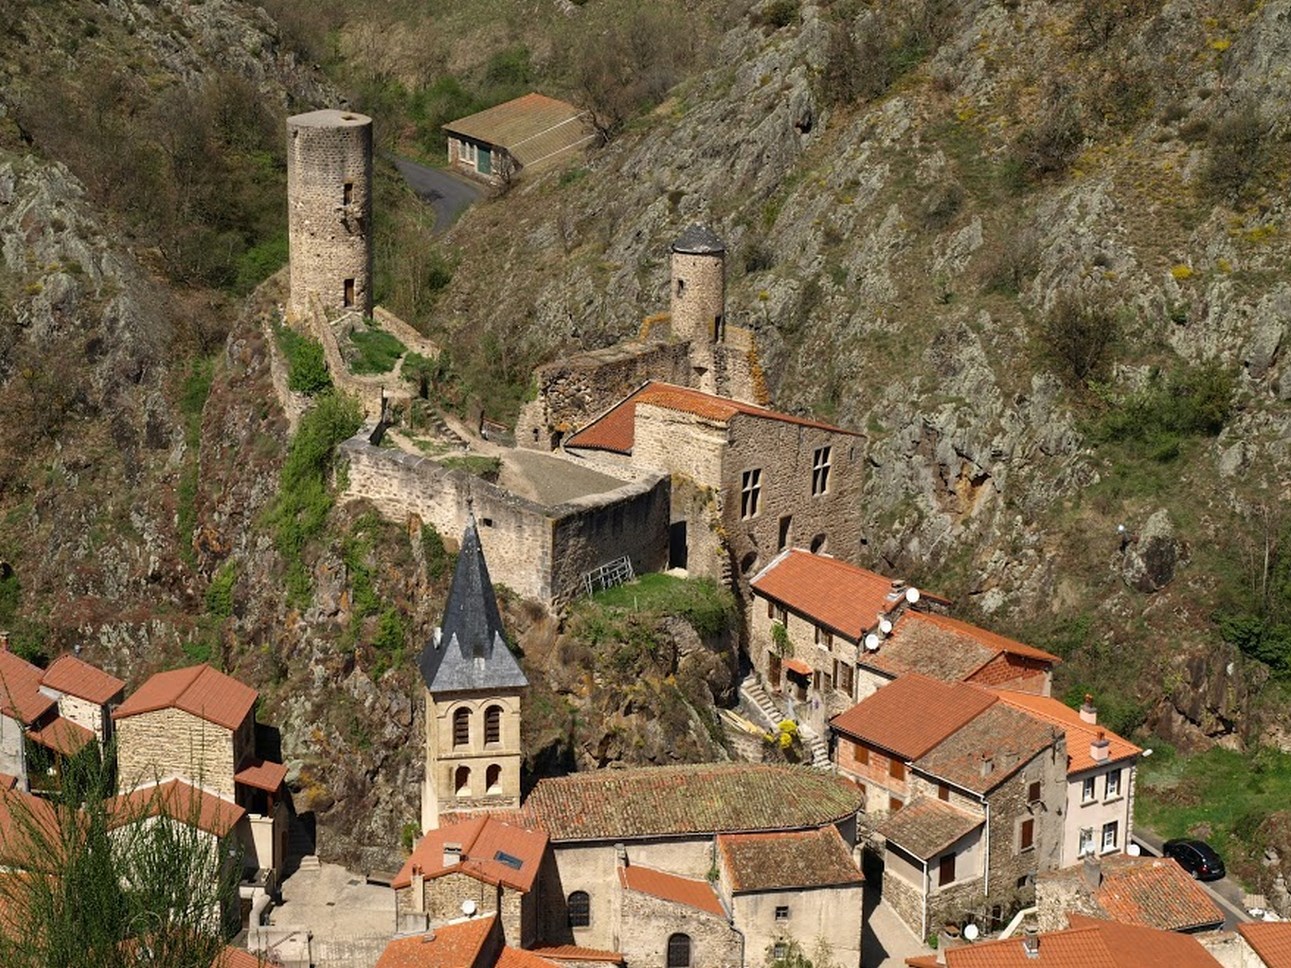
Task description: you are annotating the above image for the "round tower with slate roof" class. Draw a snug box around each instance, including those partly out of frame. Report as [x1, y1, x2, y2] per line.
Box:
[419, 515, 528, 832]
[670, 224, 726, 393]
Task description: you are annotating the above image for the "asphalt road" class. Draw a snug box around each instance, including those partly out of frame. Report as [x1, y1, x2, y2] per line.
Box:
[391, 156, 483, 233]
[1133, 827, 1252, 930]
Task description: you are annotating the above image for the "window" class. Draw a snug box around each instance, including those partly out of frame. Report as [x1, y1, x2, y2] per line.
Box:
[343, 278, 355, 308]
[666, 933, 692, 968]
[484, 705, 502, 745]
[767, 599, 775, 619]
[815, 626, 833, 650]
[854, 743, 869, 766]
[568, 891, 590, 928]
[889, 795, 903, 812]
[1105, 770, 1121, 799]
[835, 661, 853, 695]
[1028, 780, 1041, 803]
[774, 604, 788, 624]
[772, 943, 788, 961]
[774, 904, 790, 921]
[343, 181, 353, 205]
[453, 708, 470, 748]
[454, 765, 471, 796]
[778, 515, 792, 550]
[676, 278, 686, 297]
[1081, 776, 1096, 802]
[938, 783, 950, 802]
[741, 469, 762, 519]
[1102, 821, 1118, 852]
[889, 758, 906, 781]
[1020, 818, 1035, 851]
[939, 852, 956, 887]
[812, 446, 832, 495]
[486, 764, 502, 795]
[1079, 827, 1095, 857]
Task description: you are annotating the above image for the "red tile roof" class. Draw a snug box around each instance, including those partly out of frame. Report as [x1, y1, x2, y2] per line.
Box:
[528, 946, 624, 964]
[41, 654, 125, 704]
[497, 948, 562, 968]
[876, 797, 984, 860]
[109, 779, 246, 838]
[375, 917, 497, 968]
[392, 816, 548, 894]
[234, 758, 287, 794]
[565, 382, 856, 455]
[752, 550, 902, 641]
[27, 715, 95, 757]
[0, 774, 16, 791]
[519, 763, 864, 841]
[619, 864, 725, 917]
[830, 674, 998, 760]
[112, 664, 257, 732]
[869, 611, 1059, 682]
[212, 947, 264, 968]
[914, 704, 1059, 795]
[782, 657, 813, 677]
[0, 789, 62, 869]
[0, 650, 56, 725]
[994, 691, 1140, 775]
[1239, 922, 1291, 967]
[1084, 855, 1223, 932]
[717, 827, 863, 892]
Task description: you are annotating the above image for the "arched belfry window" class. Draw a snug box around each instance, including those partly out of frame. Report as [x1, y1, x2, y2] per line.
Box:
[485, 705, 503, 745]
[486, 764, 502, 794]
[454, 765, 471, 796]
[453, 708, 470, 748]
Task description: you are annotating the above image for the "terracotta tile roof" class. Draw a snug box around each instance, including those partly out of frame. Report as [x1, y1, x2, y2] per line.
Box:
[565, 382, 856, 455]
[375, 917, 496, 968]
[717, 826, 863, 892]
[903, 612, 1060, 663]
[0, 774, 16, 791]
[392, 816, 547, 893]
[40, 654, 125, 704]
[1068, 914, 1223, 967]
[212, 947, 264, 968]
[0, 650, 56, 725]
[112, 664, 257, 732]
[528, 946, 624, 964]
[619, 864, 725, 917]
[782, 657, 813, 677]
[915, 704, 1059, 795]
[935, 915, 1223, 967]
[994, 691, 1141, 775]
[752, 550, 903, 641]
[865, 611, 1059, 683]
[876, 797, 984, 861]
[497, 947, 562, 968]
[830, 674, 998, 760]
[1067, 854, 1223, 932]
[109, 779, 246, 838]
[444, 93, 590, 164]
[519, 763, 864, 841]
[0, 788, 62, 869]
[27, 715, 95, 757]
[234, 758, 287, 794]
[1238, 922, 1291, 967]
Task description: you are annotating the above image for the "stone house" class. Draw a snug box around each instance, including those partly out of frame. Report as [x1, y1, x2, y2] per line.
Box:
[993, 691, 1140, 866]
[615, 863, 741, 968]
[1235, 922, 1291, 968]
[112, 664, 289, 884]
[829, 674, 1066, 940]
[38, 653, 125, 746]
[443, 93, 593, 186]
[565, 381, 863, 583]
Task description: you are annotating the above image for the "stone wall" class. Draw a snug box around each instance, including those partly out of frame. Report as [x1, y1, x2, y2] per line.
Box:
[731, 886, 864, 968]
[372, 306, 440, 360]
[878, 847, 927, 940]
[287, 110, 373, 319]
[670, 251, 724, 356]
[340, 434, 669, 604]
[0, 713, 25, 786]
[423, 687, 523, 831]
[710, 326, 768, 406]
[56, 693, 109, 743]
[617, 878, 740, 968]
[116, 707, 241, 797]
[394, 871, 524, 942]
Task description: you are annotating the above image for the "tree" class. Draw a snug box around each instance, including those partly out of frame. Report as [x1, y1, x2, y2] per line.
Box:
[0, 742, 246, 968]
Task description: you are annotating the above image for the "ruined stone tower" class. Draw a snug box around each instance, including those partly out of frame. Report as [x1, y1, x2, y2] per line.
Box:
[286, 109, 373, 319]
[670, 224, 726, 394]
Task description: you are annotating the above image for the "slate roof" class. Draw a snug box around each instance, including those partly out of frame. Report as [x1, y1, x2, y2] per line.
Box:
[112, 664, 257, 732]
[994, 691, 1141, 775]
[392, 815, 548, 894]
[109, 779, 246, 838]
[444, 93, 591, 166]
[1238, 922, 1291, 967]
[1078, 854, 1223, 932]
[672, 224, 726, 254]
[717, 827, 863, 892]
[375, 916, 497, 968]
[40, 654, 125, 704]
[876, 797, 983, 861]
[565, 381, 856, 455]
[520, 763, 864, 842]
[619, 864, 725, 917]
[751, 550, 903, 641]
[830, 673, 998, 760]
[419, 516, 528, 694]
[914, 704, 1059, 795]
[0, 650, 56, 725]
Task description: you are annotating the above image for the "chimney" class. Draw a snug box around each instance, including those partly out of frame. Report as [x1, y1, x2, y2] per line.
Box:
[1079, 694, 1097, 725]
[615, 842, 628, 869]
[1091, 730, 1110, 763]
[1022, 926, 1040, 959]
[411, 864, 426, 913]
[443, 843, 462, 868]
[1082, 853, 1102, 891]
[979, 753, 994, 778]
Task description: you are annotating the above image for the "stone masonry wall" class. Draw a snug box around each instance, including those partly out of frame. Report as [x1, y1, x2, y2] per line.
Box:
[116, 707, 239, 797]
[57, 693, 109, 743]
[670, 251, 724, 353]
[617, 883, 740, 968]
[287, 110, 373, 319]
[711, 326, 767, 406]
[395, 872, 523, 941]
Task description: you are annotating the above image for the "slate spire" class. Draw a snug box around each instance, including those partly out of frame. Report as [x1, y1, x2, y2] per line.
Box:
[418, 515, 528, 693]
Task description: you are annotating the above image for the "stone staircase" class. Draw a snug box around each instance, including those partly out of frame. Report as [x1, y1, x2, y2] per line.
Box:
[738, 672, 831, 770]
[799, 724, 832, 770]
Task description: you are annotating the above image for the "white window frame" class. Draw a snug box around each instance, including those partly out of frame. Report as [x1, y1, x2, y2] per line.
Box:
[1079, 827, 1095, 857]
[774, 904, 789, 922]
[1081, 776, 1096, 802]
[741, 468, 762, 519]
[1105, 769, 1121, 799]
[1101, 820, 1118, 853]
[811, 446, 832, 496]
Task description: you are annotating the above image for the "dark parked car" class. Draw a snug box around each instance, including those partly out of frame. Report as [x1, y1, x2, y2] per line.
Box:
[1164, 838, 1226, 881]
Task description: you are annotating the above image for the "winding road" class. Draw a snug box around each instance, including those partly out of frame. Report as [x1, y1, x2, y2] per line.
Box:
[392, 156, 483, 234]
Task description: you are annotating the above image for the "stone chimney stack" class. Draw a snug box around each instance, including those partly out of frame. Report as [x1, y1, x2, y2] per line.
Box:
[1081, 853, 1102, 891]
[1080, 694, 1098, 725]
[443, 843, 462, 868]
[0, 630, 8, 652]
[411, 864, 426, 913]
[1091, 730, 1111, 763]
[1022, 926, 1040, 959]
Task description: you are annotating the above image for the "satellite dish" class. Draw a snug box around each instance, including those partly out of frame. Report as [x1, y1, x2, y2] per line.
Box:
[963, 924, 980, 942]
[879, 618, 893, 635]
[1126, 843, 1141, 857]
[461, 899, 477, 916]
[864, 633, 880, 651]
[905, 587, 920, 604]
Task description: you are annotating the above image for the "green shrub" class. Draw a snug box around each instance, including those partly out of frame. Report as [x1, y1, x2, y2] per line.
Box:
[1038, 294, 1121, 385]
[421, 523, 455, 582]
[233, 233, 288, 295]
[1090, 361, 1235, 445]
[1202, 103, 1267, 205]
[347, 323, 407, 376]
[1010, 94, 1084, 185]
[275, 324, 332, 395]
[757, 0, 800, 29]
[204, 562, 237, 618]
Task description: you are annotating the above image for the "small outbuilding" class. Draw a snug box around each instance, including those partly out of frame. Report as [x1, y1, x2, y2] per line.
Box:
[444, 93, 592, 185]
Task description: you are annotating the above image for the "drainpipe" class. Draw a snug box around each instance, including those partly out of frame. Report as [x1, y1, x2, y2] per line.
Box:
[921, 855, 929, 944]
[730, 921, 746, 968]
[983, 797, 991, 897]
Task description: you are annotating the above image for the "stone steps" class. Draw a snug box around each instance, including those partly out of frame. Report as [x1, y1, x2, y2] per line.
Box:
[739, 673, 783, 731]
[799, 724, 832, 771]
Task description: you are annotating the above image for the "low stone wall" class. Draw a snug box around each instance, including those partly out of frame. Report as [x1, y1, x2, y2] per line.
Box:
[373, 306, 439, 359]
